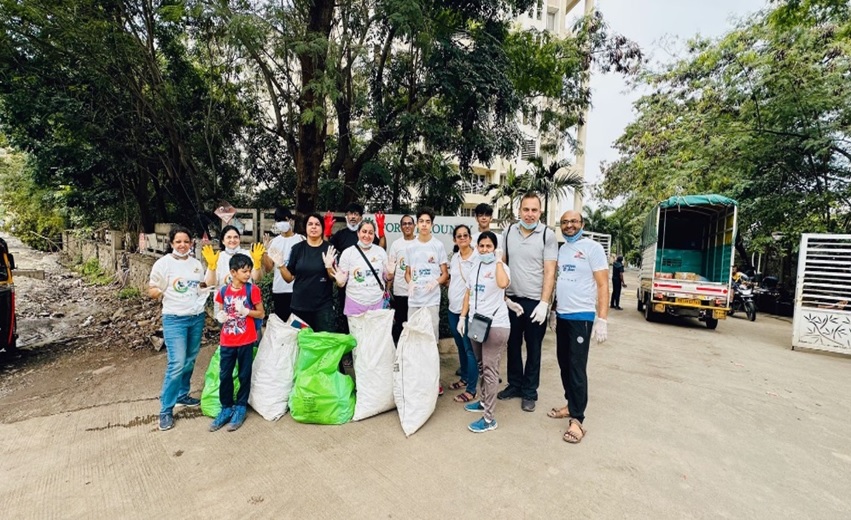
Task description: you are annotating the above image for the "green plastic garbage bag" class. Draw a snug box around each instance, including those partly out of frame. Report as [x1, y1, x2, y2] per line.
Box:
[201, 345, 258, 418]
[289, 329, 357, 425]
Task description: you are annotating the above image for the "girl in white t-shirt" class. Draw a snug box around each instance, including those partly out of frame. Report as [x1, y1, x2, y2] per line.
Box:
[261, 207, 304, 321]
[331, 221, 393, 329]
[447, 225, 479, 403]
[458, 231, 510, 433]
[148, 227, 210, 432]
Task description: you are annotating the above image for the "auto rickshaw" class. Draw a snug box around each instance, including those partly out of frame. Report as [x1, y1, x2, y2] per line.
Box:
[0, 237, 17, 354]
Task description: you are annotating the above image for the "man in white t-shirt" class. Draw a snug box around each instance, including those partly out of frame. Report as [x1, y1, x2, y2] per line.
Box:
[404, 207, 449, 342]
[550, 210, 609, 445]
[262, 207, 304, 321]
[388, 214, 416, 343]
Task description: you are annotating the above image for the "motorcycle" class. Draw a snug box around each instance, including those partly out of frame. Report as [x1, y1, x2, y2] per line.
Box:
[729, 277, 757, 321]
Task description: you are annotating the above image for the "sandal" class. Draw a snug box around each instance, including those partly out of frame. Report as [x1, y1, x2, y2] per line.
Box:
[547, 406, 571, 419]
[453, 391, 476, 403]
[563, 418, 586, 444]
[448, 379, 467, 390]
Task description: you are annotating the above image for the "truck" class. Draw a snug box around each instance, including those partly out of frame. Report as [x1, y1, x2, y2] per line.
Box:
[0, 236, 17, 354]
[637, 194, 737, 329]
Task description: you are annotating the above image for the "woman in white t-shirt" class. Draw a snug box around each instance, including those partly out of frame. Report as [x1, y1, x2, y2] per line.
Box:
[201, 225, 263, 316]
[458, 231, 510, 433]
[261, 207, 304, 321]
[447, 225, 479, 403]
[148, 227, 210, 432]
[331, 221, 393, 328]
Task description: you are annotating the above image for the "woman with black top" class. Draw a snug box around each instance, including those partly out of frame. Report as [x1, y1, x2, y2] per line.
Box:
[279, 213, 338, 332]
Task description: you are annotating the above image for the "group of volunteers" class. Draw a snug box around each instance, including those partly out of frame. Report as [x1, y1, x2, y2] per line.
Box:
[148, 192, 611, 444]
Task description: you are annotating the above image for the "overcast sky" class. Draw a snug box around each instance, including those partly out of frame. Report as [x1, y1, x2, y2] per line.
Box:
[572, 0, 769, 210]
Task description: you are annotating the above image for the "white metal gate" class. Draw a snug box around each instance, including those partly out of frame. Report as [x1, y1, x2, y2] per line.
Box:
[792, 233, 851, 355]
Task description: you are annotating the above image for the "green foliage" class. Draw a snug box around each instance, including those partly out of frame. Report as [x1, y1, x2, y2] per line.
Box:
[0, 147, 66, 250]
[600, 0, 851, 255]
[76, 258, 112, 286]
[118, 287, 141, 300]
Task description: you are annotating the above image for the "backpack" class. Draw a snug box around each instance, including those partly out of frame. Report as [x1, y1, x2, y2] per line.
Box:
[219, 282, 264, 333]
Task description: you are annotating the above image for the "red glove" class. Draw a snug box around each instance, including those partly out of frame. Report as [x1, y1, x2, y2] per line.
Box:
[324, 211, 334, 239]
[376, 211, 385, 238]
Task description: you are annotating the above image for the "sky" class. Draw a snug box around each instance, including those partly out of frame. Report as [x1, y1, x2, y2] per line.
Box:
[570, 0, 769, 210]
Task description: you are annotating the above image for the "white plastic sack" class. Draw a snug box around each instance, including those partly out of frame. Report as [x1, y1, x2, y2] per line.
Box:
[349, 309, 396, 421]
[248, 314, 300, 421]
[393, 307, 440, 437]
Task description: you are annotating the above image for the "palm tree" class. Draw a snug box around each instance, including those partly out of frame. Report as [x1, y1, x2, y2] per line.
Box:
[488, 164, 529, 221]
[583, 204, 611, 233]
[526, 157, 584, 221]
[412, 154, 465, 215]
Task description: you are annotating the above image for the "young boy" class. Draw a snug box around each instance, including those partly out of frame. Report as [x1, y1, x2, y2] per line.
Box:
[211, 254, 264, 432]
[472, 203, 493, 244]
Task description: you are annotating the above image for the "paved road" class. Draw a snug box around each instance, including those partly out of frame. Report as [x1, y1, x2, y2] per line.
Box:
[2, 271, 850, 518]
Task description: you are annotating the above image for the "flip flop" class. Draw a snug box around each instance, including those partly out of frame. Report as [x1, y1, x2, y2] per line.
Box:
[448, 379, 467, 390]
[547, 406, 571, 419]
[563, 418, 586, 444]
[453, 391, 476, 403]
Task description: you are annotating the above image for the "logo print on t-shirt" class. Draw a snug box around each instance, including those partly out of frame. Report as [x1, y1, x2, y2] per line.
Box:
[353, 268, 366, 283]
[172, 278, 190, 293]
[427, 254, 436, 264]
[397, 257, 407, 272]
[573, 251, 586, 259]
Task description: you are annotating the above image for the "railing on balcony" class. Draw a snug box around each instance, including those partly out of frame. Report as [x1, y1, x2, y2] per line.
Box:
[463, 181, 490, 195]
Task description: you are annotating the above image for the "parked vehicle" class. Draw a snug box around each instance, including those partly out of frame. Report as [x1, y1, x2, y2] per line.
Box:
[637, 194, 737, 329]
[0, 236, 17, 354]
[729, 276, 757, 321]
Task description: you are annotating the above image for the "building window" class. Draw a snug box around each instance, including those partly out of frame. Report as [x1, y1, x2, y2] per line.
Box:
[464, 174, 489, 195]
[536, 0, 543, 20]
[521, 139, 536, 159]
[546, 11, 556, 32]
[458, 207, 475, 217]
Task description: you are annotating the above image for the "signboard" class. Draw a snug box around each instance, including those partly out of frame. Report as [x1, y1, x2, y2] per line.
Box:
[371, 213, 477, 254]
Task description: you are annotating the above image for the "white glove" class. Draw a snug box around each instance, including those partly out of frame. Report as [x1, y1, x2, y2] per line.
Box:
[215, 310, 228, 324]
[456, 317, 466, 336]
[495, 248, 504, 262]
[549, 311, 557, 332]
[593, 318, 608, 343]
[530, 301, 549, 324]
[505, 298, 524, 316]
[385, 255, 396, 275]
[408, 283, 416, 297]
[322, 245, 337, 269]
[234, 299, 250, 318]
[424, 280, 439, 293]
[149, 271, 167, 291]
[267, 248, 285, 266]
[333, 268, 348, 286]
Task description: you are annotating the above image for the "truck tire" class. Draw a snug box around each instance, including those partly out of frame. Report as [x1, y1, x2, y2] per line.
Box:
[637, 289, 644, 312]
[705, 317, 718, 329]
[644, 296, 655, 322]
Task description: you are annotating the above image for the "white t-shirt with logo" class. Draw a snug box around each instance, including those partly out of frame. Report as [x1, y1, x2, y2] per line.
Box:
[406, 237, 448, 307]
[556, 238, 609, 315]
[269, 234, 305, 293]
[448, 249, 477, 314]
[338, 244, 388, 306]
[150, 255, 208, 316]
[466, 260, 511, 329]
[389, 237, 415, 297]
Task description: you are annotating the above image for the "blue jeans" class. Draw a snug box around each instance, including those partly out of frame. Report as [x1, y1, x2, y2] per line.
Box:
[219, 343, 254, 407]
[448, 311, 478, 395]
[160, 313, 206, 415]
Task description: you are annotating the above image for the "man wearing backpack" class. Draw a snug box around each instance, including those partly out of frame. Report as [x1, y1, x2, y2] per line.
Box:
[498, 192, 558, 412]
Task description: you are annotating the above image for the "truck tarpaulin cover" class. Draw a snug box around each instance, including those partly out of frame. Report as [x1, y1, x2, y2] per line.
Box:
[289, 330, 357, 425]
[659, 194, 737, 209]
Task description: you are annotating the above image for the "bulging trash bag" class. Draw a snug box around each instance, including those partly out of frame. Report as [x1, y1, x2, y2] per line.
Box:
[201, 345, 258, 418]
[248, 314, 300, 421]
[393, 307, 440, 437]
[289, 329, 357, 425]
[349, 309, 396, 421]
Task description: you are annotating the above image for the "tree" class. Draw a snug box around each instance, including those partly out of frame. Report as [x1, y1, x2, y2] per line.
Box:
[525, 156, 584, 221]
[411, 154, 465, 215]
[489, 165, 528, 221]
[599, 0, 851, 256]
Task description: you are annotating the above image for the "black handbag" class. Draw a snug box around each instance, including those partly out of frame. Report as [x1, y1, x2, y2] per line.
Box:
[467, 264, 497, 342]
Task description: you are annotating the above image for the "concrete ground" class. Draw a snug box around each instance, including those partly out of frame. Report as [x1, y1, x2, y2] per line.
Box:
[1, 270, 850, 518]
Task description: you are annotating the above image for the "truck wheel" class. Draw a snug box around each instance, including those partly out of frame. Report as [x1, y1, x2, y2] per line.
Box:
[637, 290, 644, 312]
[705, 317, 718, 330]
[644, 296, 655, 322]
[745, 302, 756, 322]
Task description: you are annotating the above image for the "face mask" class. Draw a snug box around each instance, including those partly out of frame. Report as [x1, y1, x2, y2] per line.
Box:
[224, 246, 240, 255]
[357, 240, 372, 249]
[347, 223, 359, 232]
[519, 219, 538, 230]
[172, 250, 190, 259]
[563, 229, 583, 243]
[479, 252, 495, 264]
[274, 221, 291, 233]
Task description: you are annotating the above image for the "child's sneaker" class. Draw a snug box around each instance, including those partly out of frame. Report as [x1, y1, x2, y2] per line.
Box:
[464, 401, 485, 413]
[468, 417, 498, 433]
[158, 413, 174, 431]
[176, 395, 201, 407]
[438, 385, 444, 396]
[227, 405, 247, 432]
[209, 406, 233, 432]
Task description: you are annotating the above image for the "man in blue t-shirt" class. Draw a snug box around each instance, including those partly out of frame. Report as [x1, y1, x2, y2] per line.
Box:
[549, 210, 609, 445]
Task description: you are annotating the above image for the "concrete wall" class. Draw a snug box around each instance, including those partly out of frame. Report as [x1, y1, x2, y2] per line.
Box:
[63, 230, 161, 293]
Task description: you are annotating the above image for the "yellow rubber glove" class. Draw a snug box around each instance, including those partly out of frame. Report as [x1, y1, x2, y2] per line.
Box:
[201, 244, 219, 269]
[250, 243, 265, 270]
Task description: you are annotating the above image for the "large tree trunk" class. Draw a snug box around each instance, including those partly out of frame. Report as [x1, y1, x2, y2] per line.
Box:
[294, 1, 335, 215]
